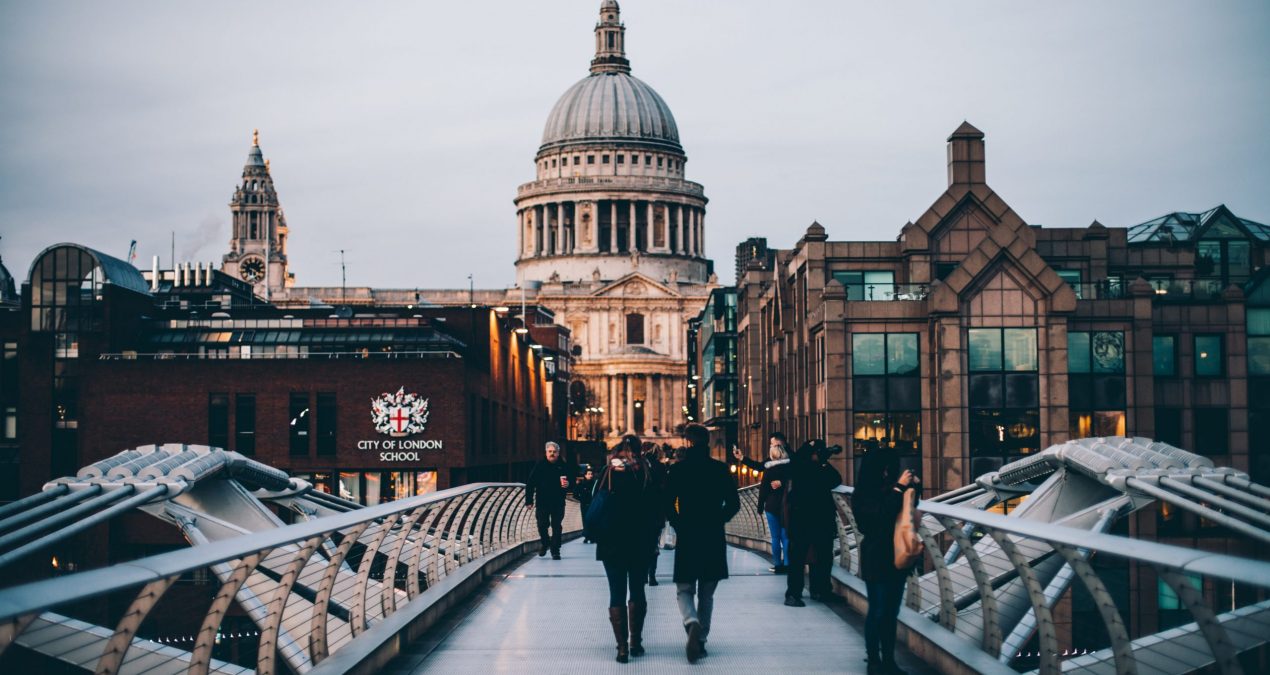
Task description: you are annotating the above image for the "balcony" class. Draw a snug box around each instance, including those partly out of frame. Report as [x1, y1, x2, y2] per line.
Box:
[843, 283, 930, 301]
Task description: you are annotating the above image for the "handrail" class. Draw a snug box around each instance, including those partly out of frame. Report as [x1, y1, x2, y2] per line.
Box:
[97, 350, 463, 361]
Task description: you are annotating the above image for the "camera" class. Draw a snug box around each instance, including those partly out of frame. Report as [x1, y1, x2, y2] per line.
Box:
[823, 443, 844, 457]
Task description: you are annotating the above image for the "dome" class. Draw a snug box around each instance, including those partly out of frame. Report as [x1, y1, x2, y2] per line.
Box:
[539, 72, 681, 154]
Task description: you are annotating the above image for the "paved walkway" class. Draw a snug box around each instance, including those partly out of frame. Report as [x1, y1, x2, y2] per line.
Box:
[388, 539, 931, 674]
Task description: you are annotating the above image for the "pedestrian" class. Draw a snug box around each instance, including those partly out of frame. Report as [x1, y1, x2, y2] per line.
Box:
[665, 423, 740, 663]
[595, 435, 658, 663]
[853, 448, 918, 675]
[783, 439, 843, 607]
[524, 441, 572, 560]
[574, 467, 597, 543]
[643, 442, 668, 585]
[731, 433, 792, 573]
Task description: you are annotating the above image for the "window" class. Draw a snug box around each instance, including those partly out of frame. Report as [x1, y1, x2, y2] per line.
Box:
[573, 156, 580, 165]
[935, 262, 958, 281]
[832, 270, 895, 301]
[208, 394, 229, 449]
[968, 328, 1040, 463]
[625, 313, 644, 344]
[1, 342, 16, 398]
[1069, 331, 1126, 437]
[852, 333, 921, 461]
[289, 393, 310, 456]
[602, 154, 609, 164]
[316, 393, 337, 456]
[235, 394, 256, 454]
[657, 157, 663, 167]
[1153, 335, 1176, 377]
[1158, 574, 1203, 630]
[1155, 408, 1182, 447]
[1068, 331, 1124, 374]
[1248, 309, 1270, 375]
[1194, 335, 1223, 377]
[645, 155, 651, 166]
[617, 154, 625, 164]
[1057, 270, 1082, 299]
[551, 158, 556, 167]
[587, 155, 595, 165]
[3, 406, 16, 440]
[1192, 409, 1228, 454]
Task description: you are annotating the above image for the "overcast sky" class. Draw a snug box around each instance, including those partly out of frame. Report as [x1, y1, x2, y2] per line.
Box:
[2, 1, 1267, 288]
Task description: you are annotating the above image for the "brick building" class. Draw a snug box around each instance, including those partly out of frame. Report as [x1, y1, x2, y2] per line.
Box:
[737, 122, 1268, 501]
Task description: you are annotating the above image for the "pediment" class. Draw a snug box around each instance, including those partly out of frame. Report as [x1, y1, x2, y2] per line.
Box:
[930, 234, 1076, 314]
[590, 273, 680, 298]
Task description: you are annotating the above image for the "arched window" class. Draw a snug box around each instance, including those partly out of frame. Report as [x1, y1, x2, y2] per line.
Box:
[625, 313, 644, 344]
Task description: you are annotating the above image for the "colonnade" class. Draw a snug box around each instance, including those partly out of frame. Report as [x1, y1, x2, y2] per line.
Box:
[593, 372, 685, 437]
[517, 199, 705, 259]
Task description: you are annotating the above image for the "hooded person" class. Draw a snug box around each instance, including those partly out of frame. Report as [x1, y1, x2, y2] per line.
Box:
[782, 439, 842, 607]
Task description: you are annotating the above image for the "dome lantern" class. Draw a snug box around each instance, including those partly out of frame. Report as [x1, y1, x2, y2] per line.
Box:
[591, 0, 629, 75]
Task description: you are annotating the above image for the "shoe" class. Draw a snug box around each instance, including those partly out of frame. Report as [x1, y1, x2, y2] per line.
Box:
[538, 544, 548, 557]
[768, 566, 776, 573]
[609, 607, 629, 663]
[648, 576, 659, 586]
[685, 619, 703, 663]
[774, 565, 788, 574]
[784, 594, 806, 607]
[700, 642, 709, 658]
[866, 659, 885, 675]
[628, 600, 647, 657]
[552, 552, 561, 560]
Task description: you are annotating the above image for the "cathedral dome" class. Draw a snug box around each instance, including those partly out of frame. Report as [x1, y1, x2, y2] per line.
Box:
[540, 72, 681, 154]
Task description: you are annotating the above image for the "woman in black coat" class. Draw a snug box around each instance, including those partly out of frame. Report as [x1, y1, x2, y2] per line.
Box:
[852, 448, 917, 675]
[594, 435, 658, 663]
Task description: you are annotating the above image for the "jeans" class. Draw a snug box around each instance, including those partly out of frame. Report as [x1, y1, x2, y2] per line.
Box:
[603, 559, 647, 607]
[535, 504, 564, 554]
[675, 580, 719, 641]
[864, 578, 907, 662]
[765, 511, 789, 566]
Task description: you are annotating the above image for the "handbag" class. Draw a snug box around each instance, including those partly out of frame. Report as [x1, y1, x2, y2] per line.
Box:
[893, 487, 924, 569]
[583, 469, 616, 542]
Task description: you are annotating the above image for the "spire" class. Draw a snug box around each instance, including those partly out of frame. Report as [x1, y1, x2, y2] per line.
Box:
[590, 0, 630, 74]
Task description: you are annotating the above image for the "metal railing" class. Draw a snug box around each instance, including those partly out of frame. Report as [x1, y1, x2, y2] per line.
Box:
[842, 283, 931, 301]
[0, 483, 580, 675]
[517, 175, 706, 197]
[728, 485, 1270, 675]
[98, 350, 462, 361]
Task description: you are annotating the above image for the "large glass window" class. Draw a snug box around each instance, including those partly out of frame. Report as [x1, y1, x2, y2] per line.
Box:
[852, 333, 920, 463]
[316, 393, 337, 456]
[1192, 409, 1228, 455]
[1153, 336, 1176, 377]
[208, 394, 229, 449]
[833, 270, 895, 301]
[1194, 335, 1223, 377]
[235, 394, 256, 454]
[289, 393, 310, 456]
[1069, 331, 1126, 438]
[1057, 270, 1082, 299]
[625, 313, 644, 344]
[969, 328, 1040, 465]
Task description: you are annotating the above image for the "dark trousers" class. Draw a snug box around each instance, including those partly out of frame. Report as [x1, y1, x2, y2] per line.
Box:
[786, 537, 833, 598]
[865, 578, 906, 662]
[602, 558, 647, 607]
[536, 503, 564, 554]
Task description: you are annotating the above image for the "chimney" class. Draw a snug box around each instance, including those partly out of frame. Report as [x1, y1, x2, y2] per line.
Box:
[151, 256, 159, 291]
[947, 121, 985, 187]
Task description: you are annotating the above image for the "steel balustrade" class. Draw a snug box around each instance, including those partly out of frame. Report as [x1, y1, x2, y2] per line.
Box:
[0, 483, 581, 675]
[726, 484, 1270, 675]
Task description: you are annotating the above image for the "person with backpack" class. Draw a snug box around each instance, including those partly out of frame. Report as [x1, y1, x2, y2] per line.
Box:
[852, 448, 919, 675]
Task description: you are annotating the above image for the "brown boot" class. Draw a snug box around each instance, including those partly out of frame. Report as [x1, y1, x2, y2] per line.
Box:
[628, 600, 647, 656]
[608, 607, 629, 663]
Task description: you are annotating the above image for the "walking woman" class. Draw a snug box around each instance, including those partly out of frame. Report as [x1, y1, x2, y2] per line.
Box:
[852, 448, 918, 675]
[595, 435, 658, 663]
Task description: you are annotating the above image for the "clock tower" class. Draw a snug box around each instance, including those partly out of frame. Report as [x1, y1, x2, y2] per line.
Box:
[221, 130, 292, 298]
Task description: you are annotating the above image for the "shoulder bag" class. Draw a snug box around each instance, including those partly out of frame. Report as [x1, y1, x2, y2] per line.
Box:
[893, 487, 924, 569]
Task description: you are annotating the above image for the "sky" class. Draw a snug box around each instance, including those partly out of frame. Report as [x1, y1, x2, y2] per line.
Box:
[1, 1, 1267, 288]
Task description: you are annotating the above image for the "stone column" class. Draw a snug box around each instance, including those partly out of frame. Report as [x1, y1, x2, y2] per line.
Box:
[516, 210, 524, 258]
[697, 210, 705, 255]
[687, 208, 696, 255]
[645, 374, 654, 432]
[608, 376, 618, 434]
[556, 203, 565, 254]
[646, 201, 654, 252]
[610, 201, 618, 252]
[625, 375, 634, 435]
[676, 205, 684, 254]
[629, 201, 637, 252]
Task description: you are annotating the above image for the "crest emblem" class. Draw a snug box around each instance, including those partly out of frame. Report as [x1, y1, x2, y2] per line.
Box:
[371, 387, 430, 437]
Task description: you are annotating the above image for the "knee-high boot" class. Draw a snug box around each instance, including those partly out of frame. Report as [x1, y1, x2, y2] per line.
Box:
[608, 607, 629, 663]
[628, 600, 647, 656]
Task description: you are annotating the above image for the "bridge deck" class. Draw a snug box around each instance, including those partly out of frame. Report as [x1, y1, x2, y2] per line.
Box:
[387, 539, 931, 674]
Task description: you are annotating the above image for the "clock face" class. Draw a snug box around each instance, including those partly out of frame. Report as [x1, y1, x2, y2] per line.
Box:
[239, 257, 266, 283]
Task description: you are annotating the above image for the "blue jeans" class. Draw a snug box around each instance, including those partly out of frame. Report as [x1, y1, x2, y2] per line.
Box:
[865, 578, 906, 663]
[765, 511, 789, 566]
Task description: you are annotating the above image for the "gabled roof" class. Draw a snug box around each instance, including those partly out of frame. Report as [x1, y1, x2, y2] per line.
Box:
[1126, 205, 1270, 244]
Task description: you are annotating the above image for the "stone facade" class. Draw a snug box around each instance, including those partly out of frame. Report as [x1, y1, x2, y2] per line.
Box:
[738, 122, 1266, 496]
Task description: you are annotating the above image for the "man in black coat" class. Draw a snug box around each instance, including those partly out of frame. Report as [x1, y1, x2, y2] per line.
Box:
[665, 424, 740, 663]
[783, 439, 843, 606]
[525, 441, 572, 559]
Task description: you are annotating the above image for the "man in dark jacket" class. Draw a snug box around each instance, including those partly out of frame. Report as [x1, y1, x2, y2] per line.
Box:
[525, 441, 572, 559]
[666, 424, 740, 663]
[783, 439, 843, 606]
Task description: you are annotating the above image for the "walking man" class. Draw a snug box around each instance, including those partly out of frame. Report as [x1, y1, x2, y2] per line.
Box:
[525, 441, 572, 559]
[666, 424, 740, 663]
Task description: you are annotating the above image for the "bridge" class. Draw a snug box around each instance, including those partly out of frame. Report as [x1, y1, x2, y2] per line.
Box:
[0, 438, 1267, 674]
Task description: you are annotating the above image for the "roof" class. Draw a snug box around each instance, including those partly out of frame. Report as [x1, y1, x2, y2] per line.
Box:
[27, 243, 151, 296]
[539, 72, 681, 153]
[1126, 205, 1270, 244]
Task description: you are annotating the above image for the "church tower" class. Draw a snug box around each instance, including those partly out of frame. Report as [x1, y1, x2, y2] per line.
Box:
[221, 130, 291, 297]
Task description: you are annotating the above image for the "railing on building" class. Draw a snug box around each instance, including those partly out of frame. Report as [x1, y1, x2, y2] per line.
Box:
[516, 175, 706, 197]
[0, 484, 580, 675]
[98, 350, 463, 361]
[1067, 281, 1129, 300]
[728, 484, 1270, 675]
[1150, 278, 1229, 302]
[843, 283, 931, 302]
